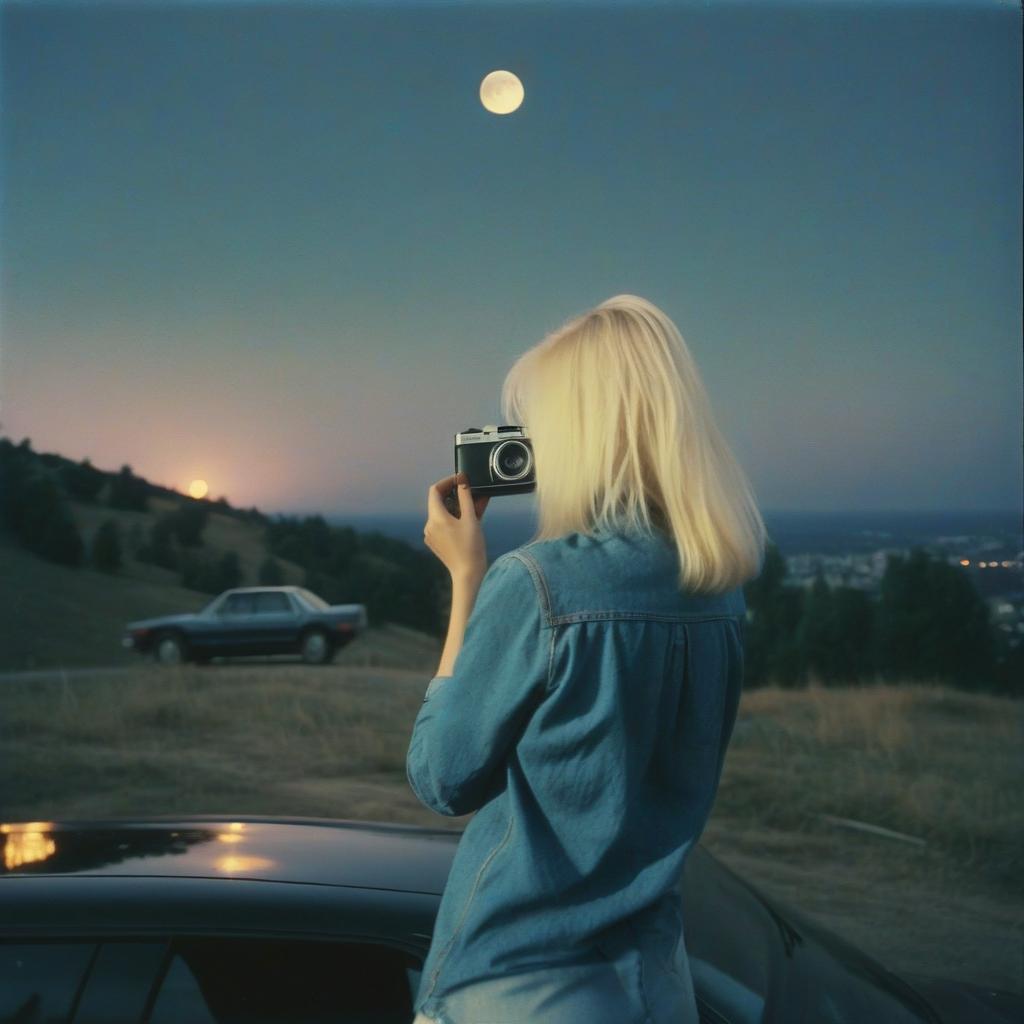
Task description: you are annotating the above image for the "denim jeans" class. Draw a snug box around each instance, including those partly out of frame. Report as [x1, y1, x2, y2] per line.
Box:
[411, 890, 700, 1023]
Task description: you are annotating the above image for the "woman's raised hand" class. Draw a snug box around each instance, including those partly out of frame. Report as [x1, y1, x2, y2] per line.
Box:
[424, 472, 490, 581]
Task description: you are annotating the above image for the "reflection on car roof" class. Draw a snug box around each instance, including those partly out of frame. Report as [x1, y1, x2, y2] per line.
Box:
[0, 817, 461, 895]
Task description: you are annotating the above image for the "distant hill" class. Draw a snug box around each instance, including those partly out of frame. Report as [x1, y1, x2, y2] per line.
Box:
[0, 437, 447, 671]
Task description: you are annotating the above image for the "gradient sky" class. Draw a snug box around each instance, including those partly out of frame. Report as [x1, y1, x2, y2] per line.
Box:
[1, 0, 1020, 518]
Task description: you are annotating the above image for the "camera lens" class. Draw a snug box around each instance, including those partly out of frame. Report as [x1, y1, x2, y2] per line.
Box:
[500, 448, 526, 474]
[491, 439, 532, 482]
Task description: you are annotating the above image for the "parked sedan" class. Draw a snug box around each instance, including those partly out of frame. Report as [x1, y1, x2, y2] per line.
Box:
[122, 586, 368, 666]
[1, 816, 1019, 1024]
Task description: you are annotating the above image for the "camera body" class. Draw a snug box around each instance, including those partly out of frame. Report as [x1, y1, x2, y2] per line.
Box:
[454, 424, 535, 496]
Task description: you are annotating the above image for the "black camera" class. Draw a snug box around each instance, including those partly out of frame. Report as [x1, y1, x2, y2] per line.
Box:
[454, 424, 535, 497]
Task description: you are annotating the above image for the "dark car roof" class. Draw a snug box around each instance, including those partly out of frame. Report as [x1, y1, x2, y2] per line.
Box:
[0, 816, 986, 1022]
[0, 815, 461, 894]
[213, 586, 314, 599]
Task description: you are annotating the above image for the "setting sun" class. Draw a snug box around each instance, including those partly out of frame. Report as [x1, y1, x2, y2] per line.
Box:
[188, 479, 209, 499]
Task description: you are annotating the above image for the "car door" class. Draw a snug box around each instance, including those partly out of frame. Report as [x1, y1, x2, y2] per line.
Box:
[251, 592, 302, 654]
[210, 593, 258, 656]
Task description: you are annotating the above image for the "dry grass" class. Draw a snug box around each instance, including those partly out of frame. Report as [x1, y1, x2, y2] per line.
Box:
[0, 663, 438, 821]
[0, 670, 1020, 993]
[713, 680, 1023, 890]
[700, 680, 1023, 996]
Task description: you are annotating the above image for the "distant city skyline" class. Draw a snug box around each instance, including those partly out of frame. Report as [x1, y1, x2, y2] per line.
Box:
[1, 0, 1020, 518]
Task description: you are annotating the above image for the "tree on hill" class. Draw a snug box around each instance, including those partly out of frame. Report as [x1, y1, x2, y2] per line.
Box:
[874, 547, 995, 690]
[273, 532, 306, 567]
[828, 585, 875, 682]
[59, 457, 107, 502]
[267, 513, 448, 634]
[91, 519, 122, 573]
[107, 465, 149, 512]
[0, 442, 84, 567]
[218, 550, 243, 590]
[742, 542, 804, 687]
[170, 501, 209, 547]
[137, 514, 179, 571]
[791, 571, 877, 686]
[265, 514, 335, 568]
[326, 525, 358, 578]
[17, 476, 85, 567]
[991, 633, 1024, 698]
[258, 555, 284, 585]
[0, 438, 33, 527]
[125, 521, 146, 559]
[303, 568, 337, 603]
[180, 548, 243, 594]
[796, 570, 836, 685]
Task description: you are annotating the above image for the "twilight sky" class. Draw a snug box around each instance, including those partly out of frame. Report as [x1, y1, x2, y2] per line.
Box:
[1, 0, 1020, 518]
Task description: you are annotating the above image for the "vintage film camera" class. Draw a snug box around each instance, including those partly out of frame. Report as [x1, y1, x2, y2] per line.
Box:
[451, 425, 535, 504]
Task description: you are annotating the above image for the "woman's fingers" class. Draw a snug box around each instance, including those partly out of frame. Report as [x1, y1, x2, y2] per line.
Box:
[427, 474, 458, 516]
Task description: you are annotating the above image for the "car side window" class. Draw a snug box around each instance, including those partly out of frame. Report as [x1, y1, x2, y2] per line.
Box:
[73, 941, 167, 1022]
[253, 592, 292, 615]
[220, 594, 255, 617]
[0, 942, 96, 1023]
[146, 937, 420, 1023]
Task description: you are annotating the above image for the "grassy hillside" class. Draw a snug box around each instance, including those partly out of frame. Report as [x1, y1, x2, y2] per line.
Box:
[0, 672, 1019, 994]
[0, 504, 443, 673]
[68, 494, 306, 590]
[0, 530, 210, 670]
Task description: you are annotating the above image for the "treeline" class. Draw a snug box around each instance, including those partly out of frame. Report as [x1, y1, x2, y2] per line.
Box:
[0, 438, 89, 567]
[3, 436, 1020, 691]
[0, 437, 258, 595]
[743, 542, 1022, 697]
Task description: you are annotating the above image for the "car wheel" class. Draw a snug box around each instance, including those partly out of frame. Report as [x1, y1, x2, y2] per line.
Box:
[300, 629, 332, 665]
[153, 632, 186, 665]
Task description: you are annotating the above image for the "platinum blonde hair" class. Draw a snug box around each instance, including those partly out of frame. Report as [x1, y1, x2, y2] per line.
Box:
[502, 294, 766, 594]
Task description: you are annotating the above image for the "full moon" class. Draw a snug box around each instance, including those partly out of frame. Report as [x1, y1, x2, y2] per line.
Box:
[188, 479, 209, 499]
[479, 69, 524, 115]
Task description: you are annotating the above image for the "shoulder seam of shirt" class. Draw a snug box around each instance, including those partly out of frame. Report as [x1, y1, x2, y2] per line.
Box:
[503, 549, 552, 626]
[503, 549, 558, 696]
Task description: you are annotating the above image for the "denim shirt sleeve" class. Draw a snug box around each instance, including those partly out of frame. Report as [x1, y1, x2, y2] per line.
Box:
[405, 552, 551, 817]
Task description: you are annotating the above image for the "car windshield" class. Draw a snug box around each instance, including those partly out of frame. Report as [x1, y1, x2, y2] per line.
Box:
[295, 588, 329, 611]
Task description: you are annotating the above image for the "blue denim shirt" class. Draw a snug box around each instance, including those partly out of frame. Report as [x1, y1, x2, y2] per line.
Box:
[406, 524, 746, 1022]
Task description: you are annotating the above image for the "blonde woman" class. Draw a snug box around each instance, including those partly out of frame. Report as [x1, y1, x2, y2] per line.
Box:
[409, 294, 765, 1024]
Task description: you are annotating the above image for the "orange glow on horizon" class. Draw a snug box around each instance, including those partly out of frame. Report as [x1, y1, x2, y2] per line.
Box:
[188, 478, 209, 499]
